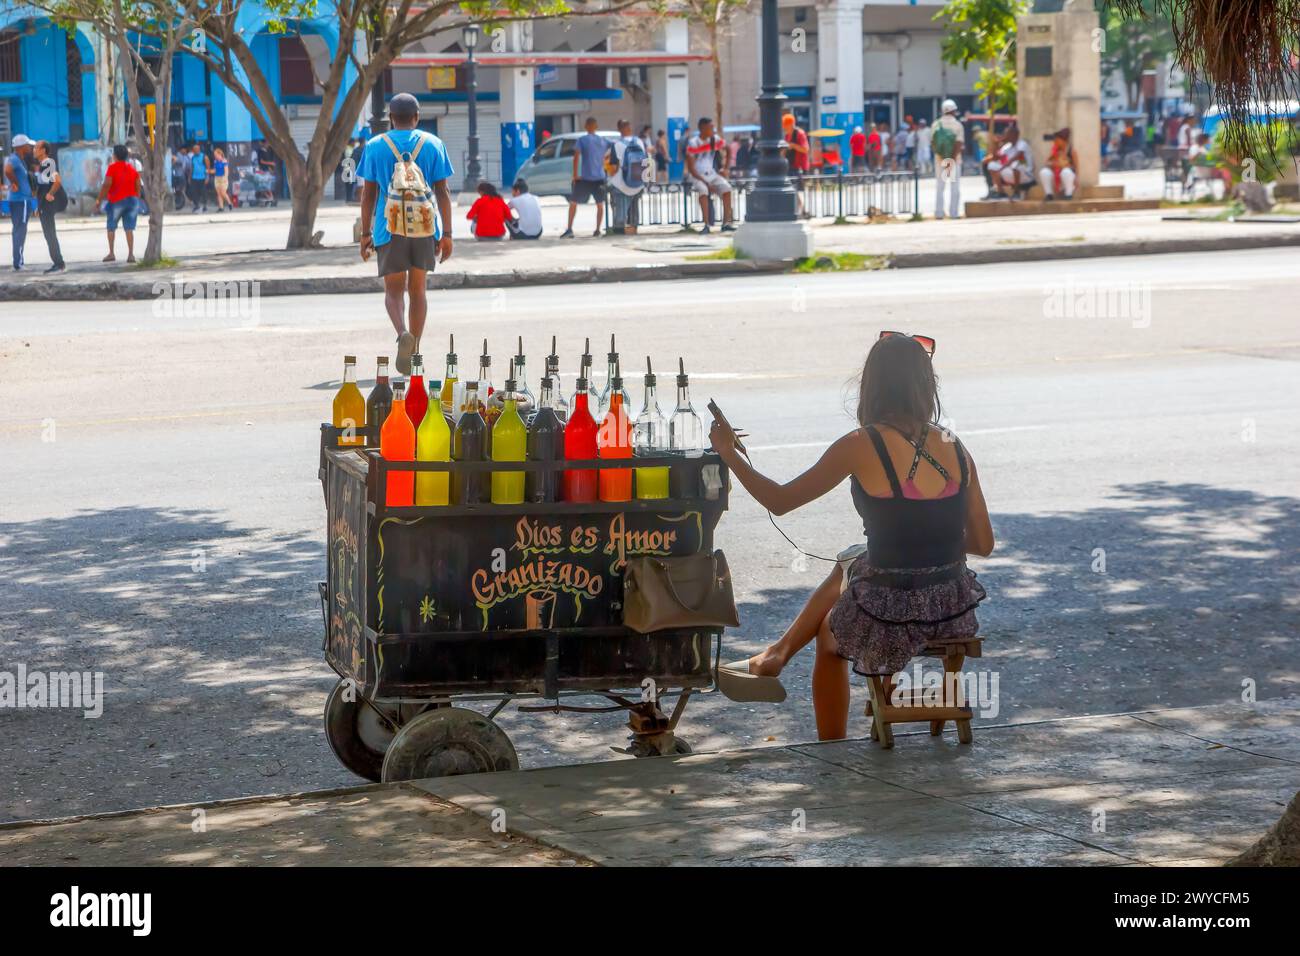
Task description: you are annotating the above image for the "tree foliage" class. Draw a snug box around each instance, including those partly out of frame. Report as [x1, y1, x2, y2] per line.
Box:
[1101, 0, 1174, 110]
[933, 0, 1029, 114]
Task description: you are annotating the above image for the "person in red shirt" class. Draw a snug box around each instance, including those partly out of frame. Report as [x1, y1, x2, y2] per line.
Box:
[466, 181, 511, 240]
[96, 144, 142, 263]
[781, 112, 810, 216]
[849, 125, 867, 173]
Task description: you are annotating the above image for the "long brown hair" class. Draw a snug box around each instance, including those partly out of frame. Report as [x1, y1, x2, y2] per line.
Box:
[856, 335, 941, 433]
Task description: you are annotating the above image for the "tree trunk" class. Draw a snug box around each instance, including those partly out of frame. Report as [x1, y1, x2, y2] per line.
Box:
[710, 22, 724, 126]
[142, 188, 167, 265]
[285, 165, 325, 250]
[1227, 789, 1300, 866]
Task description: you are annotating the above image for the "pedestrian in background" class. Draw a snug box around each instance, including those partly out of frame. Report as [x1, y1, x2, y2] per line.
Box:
[916, 118, 933, 174]
[98, 144, 141, 263]
[932, 99, 965, 220]
[507, 178, 543, 239]
[608, 119, 648, 235]
[560, 116, 608, 239]
[213, 147, 232, 211]
[34, 140, 66, 273]
[849, 126, 867, 173]
[4, 134, 35, 271]
[356, 91, 454, 373]
[187, 143, 209, 213]
[466, 181, 511, 240]
[655, 130, 669, 183]
[171, 148, 188, 210]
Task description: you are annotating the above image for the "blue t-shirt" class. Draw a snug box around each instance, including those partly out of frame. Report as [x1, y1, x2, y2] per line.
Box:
[576, 132, 608, 182]
[190, 153, 207, 181]
[215, 159, 227, 177]
[5, 154, 33, 199]
[358, 129, 454, 246]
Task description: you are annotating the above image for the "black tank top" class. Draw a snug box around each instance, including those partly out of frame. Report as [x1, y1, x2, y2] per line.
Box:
[849, 424, 969, 569]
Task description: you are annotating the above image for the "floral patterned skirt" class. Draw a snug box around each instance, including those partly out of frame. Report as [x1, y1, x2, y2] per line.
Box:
[828, 549, 986, 677]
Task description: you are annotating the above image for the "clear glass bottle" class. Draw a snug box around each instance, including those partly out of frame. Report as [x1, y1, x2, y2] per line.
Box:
[668, 357, 705, 498]
[598, 332, 629, 420]
[511, 336, 537, 420]
[569, 337, 599, 413]
[634, 357, 670, 499]
[545, 335, 568, 422]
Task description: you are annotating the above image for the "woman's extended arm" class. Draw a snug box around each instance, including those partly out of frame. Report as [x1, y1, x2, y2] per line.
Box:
[963, 451, 994, 557]
[710, 419, 856, 516]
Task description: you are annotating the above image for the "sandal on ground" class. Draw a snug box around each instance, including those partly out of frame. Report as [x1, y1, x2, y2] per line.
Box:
[102, 254, 116, 263]
[716, 658, 787, 704]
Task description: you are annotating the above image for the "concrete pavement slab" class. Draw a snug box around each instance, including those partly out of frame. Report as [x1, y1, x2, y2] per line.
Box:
[410, 703, 1298, 865]
[791, 714, 1283, 797]
[0, 784, 589, 867]
[1128, 699, 1300, 763]
[956, 764, 1300, 865]
[412, 745, 920, 836]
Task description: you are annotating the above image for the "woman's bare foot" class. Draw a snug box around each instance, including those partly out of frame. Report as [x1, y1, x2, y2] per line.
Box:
[748, 647, 786, 678]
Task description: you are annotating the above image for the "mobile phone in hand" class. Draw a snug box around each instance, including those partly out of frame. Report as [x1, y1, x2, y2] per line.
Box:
[707, 399, 747, 454]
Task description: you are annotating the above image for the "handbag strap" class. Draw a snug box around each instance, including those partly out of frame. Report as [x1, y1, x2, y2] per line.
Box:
[647, 553, 724, 614]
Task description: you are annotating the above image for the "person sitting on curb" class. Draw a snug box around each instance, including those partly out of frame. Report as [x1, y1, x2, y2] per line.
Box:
[1038, 127, 1078, 201]
[506, 178, 543, 239]
[560, 116, 608, 238]
[683, 117, 736, 234]
[466, 181, 511, 240]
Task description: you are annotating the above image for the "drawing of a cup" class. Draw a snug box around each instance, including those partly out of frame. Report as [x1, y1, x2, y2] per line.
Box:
[526, 589, 558, 629]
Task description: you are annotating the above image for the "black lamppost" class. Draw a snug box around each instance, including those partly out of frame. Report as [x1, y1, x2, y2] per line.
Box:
[368, 13, 388, 136]
[745, 0, 797, 222]
[462, 22, 482, 191]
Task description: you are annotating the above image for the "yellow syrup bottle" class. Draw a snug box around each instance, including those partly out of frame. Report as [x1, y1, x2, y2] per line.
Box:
[415, 378, 453, 506]
[439, 334, 459, 415]
[332, 355, 366, 446]
[490, 363, 527, 504]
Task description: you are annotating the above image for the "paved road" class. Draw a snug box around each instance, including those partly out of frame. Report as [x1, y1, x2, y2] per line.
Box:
[2, 247, 1298, 822]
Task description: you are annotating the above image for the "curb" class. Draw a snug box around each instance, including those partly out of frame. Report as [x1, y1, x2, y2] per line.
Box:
[2, 231, 1297, 302]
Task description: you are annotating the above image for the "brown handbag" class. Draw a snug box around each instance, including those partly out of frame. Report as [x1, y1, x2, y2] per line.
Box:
[622, 550, 740, 633]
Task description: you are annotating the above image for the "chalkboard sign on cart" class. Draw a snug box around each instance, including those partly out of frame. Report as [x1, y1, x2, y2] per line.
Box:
[318, 423, 732, 782]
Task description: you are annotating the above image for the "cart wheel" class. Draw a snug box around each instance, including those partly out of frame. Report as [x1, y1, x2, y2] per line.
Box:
[324, 679, 399, 782]
[381, 707, 518, 782]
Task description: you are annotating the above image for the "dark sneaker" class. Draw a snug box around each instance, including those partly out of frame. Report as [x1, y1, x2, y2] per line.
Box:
[45, 264, 65, 273]
[559, 229, 574, 238]
[700, 225, 712, 235]
[720, 223, 737, 232]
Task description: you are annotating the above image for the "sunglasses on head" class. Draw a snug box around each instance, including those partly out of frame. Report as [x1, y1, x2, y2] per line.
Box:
[879, 330, 936, 357]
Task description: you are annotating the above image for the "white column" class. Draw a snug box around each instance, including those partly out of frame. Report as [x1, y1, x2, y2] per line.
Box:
[816, 0, 866, 137]
[649, 18, 690, 180]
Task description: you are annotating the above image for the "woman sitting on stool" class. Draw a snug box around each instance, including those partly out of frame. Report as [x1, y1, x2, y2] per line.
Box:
[713, 332, 994, 741]
[1039, 127, 1078, 200]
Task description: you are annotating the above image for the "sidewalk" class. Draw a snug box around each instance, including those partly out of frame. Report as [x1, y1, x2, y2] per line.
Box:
[5, 208, 1300, 302]
[4, 699, 1295, 866]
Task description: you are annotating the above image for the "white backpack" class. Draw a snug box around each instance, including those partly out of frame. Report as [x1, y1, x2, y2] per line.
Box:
[381, 133, 436, 238]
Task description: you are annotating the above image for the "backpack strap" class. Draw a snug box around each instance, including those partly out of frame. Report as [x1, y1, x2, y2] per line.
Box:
[407, 133, 426, 162]
[379, 134, 404, 160]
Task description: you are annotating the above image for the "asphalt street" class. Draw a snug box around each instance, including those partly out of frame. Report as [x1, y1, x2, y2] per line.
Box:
[2, 247, 1298, 822]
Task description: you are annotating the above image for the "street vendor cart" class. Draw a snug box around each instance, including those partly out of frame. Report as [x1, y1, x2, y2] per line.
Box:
[318, 423, 732, 782]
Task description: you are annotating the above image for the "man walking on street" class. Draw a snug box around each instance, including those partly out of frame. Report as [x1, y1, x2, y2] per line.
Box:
[561, 117, 608, 238]
[608, 119, 648, 235]
[932, 99, 965, 220]
[357, 92, 455, 375]
[4, 134, 35, 271]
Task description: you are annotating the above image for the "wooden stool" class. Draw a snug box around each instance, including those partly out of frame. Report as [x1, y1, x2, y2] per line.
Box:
[863, 639, 982, 748]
